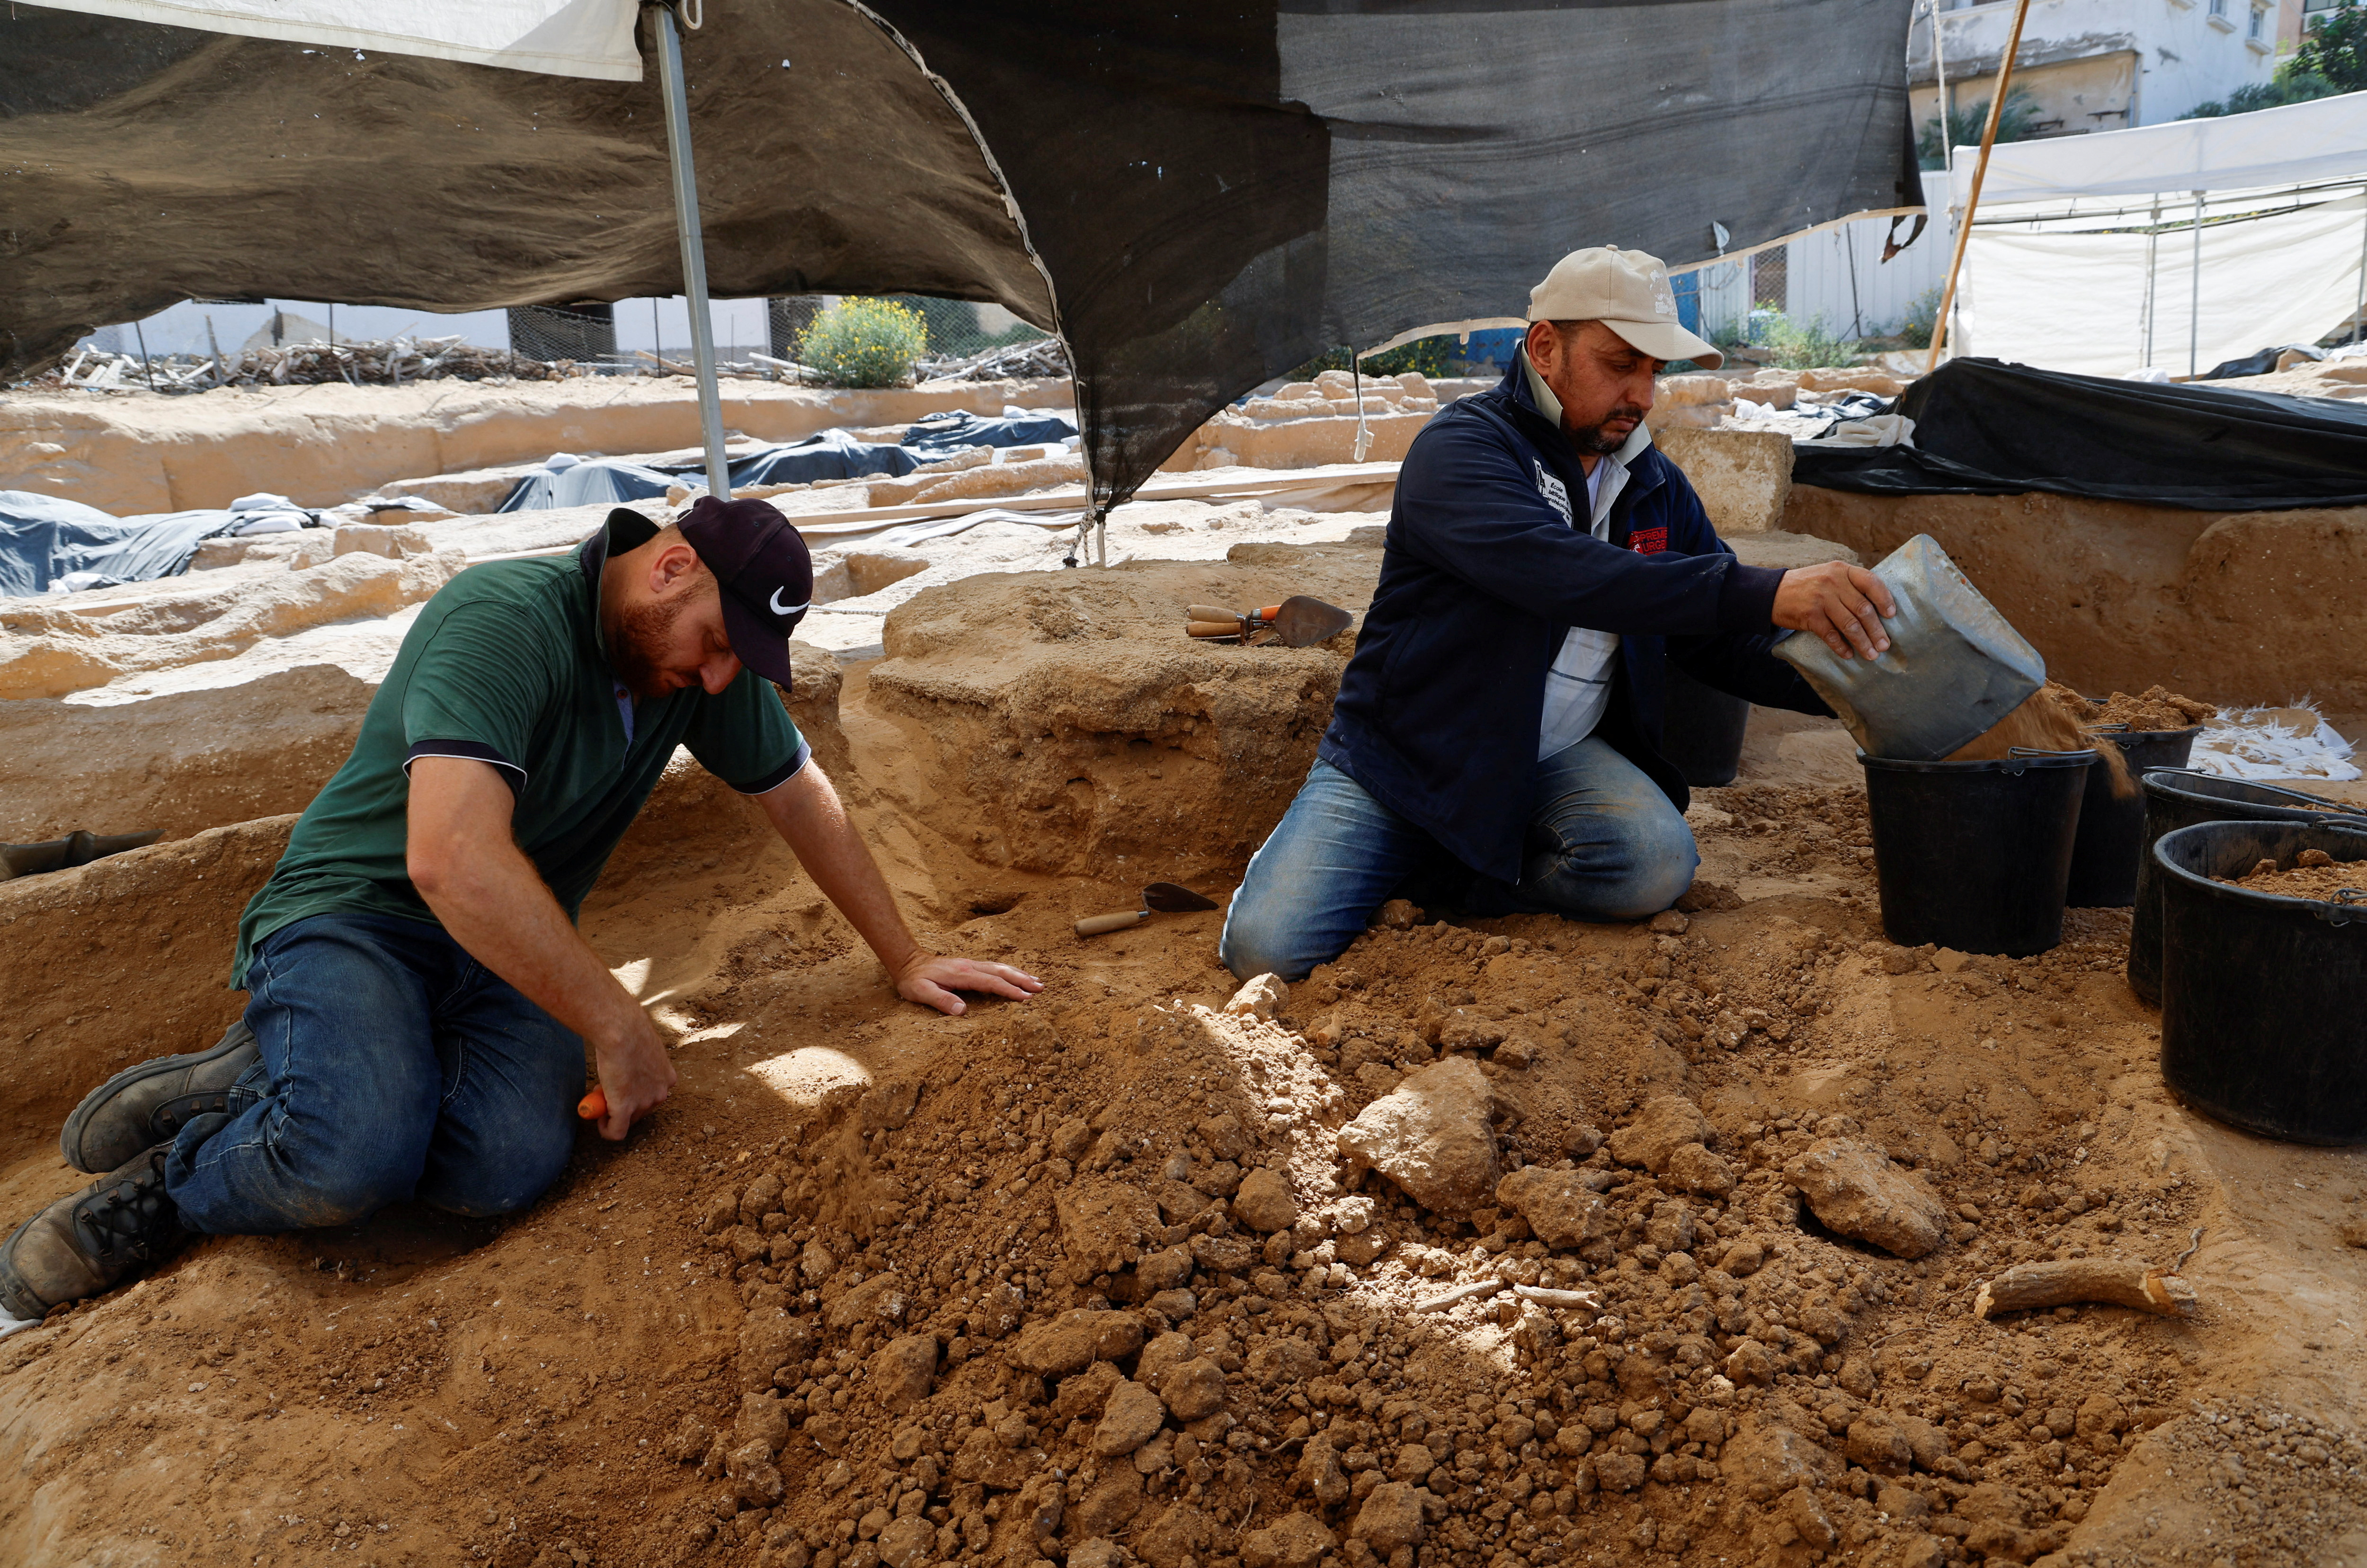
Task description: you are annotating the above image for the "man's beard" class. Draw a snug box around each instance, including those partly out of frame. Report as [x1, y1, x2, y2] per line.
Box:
[1567, 403, 1647, 456]
[607, 594, 696, 702]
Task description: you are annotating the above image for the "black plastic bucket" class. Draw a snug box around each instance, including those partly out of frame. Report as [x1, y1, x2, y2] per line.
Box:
[1860, 749, 2093, 956]
[2127, 771, 2360, 1005]
[1661, 665, 1751, 788]
[2154, 820, 2367, 1143]
[2064, 726, 2203, 909]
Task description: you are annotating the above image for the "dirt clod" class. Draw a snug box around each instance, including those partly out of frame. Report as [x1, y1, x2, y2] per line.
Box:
[1783, 1137, 1951, 1257]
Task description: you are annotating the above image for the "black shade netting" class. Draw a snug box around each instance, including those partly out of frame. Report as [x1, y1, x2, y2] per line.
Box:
[3, 0, 1916, 514]
[1792, 357, 2367, 511]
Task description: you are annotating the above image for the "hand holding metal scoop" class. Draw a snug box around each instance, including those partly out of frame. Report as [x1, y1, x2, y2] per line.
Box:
[1184, 595, 1353, 647]
[1075, 882, 1220, 937]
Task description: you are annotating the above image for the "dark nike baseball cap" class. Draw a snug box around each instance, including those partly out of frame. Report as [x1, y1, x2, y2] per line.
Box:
[676, 495, 812, 691]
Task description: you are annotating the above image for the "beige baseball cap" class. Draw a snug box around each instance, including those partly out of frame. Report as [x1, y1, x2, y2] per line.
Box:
[1526, 246, 1722, 369]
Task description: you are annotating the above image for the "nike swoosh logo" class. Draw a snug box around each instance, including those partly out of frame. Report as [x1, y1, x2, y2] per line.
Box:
[769, 588, 808, 616]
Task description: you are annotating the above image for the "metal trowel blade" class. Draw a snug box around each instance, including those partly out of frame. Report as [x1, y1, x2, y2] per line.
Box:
[1142, 882, 1219, 913]
[1271, 596, 1353, 647]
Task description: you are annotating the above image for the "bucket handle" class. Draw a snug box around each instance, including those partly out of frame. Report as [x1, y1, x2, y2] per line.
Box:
[2004, 745, 2100, 776]
[2305, 825, 2367, 927]
[2146, 766, 2367, 815]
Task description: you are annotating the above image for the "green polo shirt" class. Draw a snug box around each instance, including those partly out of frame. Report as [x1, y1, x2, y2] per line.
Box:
[231, 511, 807, 988]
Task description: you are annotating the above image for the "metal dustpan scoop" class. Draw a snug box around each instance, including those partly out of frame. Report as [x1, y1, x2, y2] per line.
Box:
[1772, 533, 2045, 761]
[1075, 882, 1219, 937]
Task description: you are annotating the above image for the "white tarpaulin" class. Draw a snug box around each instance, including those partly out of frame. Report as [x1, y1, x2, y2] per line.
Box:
[1957, 190, 2367, 377]
[1949, 92, 2367, 206]
[42, 0, 641, 80]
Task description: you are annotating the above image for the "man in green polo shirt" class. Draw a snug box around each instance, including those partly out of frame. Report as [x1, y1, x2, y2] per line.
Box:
[0, 498, 1039, 1319]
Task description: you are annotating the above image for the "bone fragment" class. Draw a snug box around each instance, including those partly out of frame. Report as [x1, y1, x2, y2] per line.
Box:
[1511, 1285, 1601, 1311]
[1972, 1258, 2198, 1321]
[1414, 1279, 1506, 1312]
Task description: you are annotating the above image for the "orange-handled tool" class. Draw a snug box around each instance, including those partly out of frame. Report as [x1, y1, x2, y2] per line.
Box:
[578, 1084, 608, 1121]
[1179, 596, 1353, 647]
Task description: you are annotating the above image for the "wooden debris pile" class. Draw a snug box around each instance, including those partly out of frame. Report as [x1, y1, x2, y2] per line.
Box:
[914, 336, 1070, 383]
[27, 335, 586, 392]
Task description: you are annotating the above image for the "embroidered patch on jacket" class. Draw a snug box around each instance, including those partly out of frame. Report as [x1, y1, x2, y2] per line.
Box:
[1629, 525, 1669, 555]
[1532, 461, 1574, 526]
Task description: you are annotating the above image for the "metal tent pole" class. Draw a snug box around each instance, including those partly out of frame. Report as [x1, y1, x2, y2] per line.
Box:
[653, 0, 731, 500]
[2354, 184, 2366, 346]
[2188, 189, 2204, 379]
[1931, 0, 1952, 176]
[2141, 197, 2160, 369]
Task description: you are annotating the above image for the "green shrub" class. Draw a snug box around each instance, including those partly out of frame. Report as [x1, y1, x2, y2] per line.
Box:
[1286, 336, 1460, 383]
[2184, 71, 2341, 118]
[1753, 310, 1860, 370]
[1899, 287, 1943, 350]
[1917, 88, 2040, 170]
[799, 298, 927, 388]
[2294, 2, 2367, 92]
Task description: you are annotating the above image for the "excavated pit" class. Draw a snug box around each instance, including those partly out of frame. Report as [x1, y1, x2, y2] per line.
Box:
[1, 557, 2364, 1568]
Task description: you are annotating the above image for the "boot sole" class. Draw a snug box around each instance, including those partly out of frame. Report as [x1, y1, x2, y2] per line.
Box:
[0, 1208, 54, 1322]
[60, 1023, 257, 1176]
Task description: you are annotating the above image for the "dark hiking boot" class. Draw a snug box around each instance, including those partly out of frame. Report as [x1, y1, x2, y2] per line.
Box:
[60, 1020, 259, 1174]
[0, 1143, 185, 1322]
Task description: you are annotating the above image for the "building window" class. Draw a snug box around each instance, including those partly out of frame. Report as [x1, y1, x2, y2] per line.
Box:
[2208, 0, 2225, 16]
[2249, 4, 2265, 36]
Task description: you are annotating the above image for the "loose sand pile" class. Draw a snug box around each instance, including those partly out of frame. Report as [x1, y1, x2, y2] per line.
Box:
[1, 563, 2365, 1568]
[2223, 848, 2366, 900]
[2070, 689, 2215, 735]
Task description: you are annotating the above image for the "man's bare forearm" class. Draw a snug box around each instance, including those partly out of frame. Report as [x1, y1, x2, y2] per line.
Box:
[756, 762, 921, 973]
[423, 834, 645, 1047]
[406, 756, 673, 1137]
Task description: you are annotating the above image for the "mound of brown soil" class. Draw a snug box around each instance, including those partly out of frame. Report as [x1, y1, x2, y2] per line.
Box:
[2077, 686, 2214, 734]
[2224, 848, 2366, 900]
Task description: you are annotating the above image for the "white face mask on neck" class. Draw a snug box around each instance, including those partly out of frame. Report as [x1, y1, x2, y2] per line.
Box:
[1520, 344, 1566, 428]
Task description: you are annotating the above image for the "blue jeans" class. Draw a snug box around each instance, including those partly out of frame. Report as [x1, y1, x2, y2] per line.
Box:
[166, 912, 584, 1235]
[1219, 738, 1699, 981]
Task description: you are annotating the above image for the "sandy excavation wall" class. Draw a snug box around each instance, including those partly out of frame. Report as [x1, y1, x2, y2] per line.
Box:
[0, 545, 466, 702]
[0, 664, 374, 842]
[864, 543, 1383, 881]
[0, 644, 848, 850]
[1788, 486, 2367, 711]
[0, 376, 1071, 516]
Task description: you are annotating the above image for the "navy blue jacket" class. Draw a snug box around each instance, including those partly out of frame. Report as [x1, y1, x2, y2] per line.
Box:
[1317, 358, 1831, 883]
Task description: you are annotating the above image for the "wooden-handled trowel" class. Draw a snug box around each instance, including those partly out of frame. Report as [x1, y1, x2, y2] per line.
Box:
[1075, 882, 1220, 938]
[1184, 596, 1353, 648]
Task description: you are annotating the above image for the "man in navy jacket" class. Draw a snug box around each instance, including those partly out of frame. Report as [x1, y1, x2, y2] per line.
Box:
[1221, 248, 1893, 981]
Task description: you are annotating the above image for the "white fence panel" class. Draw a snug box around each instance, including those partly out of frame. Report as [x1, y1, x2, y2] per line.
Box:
[1783, 213, 1952, 339]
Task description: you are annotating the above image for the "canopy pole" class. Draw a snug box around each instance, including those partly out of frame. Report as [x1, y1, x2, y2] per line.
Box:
[1930, 0, 1951, 176]
[2353, 184, 2366, 347]
[2188, 189, 2204, 379]
[1924, 0, 2032, 375]
[653, 0, 731, 500]
[2141, 196, 2161, 369]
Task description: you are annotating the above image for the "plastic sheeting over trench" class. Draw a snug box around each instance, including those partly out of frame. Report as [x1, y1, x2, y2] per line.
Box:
[5, 0, 1918, 512]
[1790, 357, 2367, 511]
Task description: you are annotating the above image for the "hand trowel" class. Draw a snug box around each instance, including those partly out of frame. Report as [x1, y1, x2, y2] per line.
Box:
[1184, 596, 1353, 647]
[1075, 882, 1220, 938]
